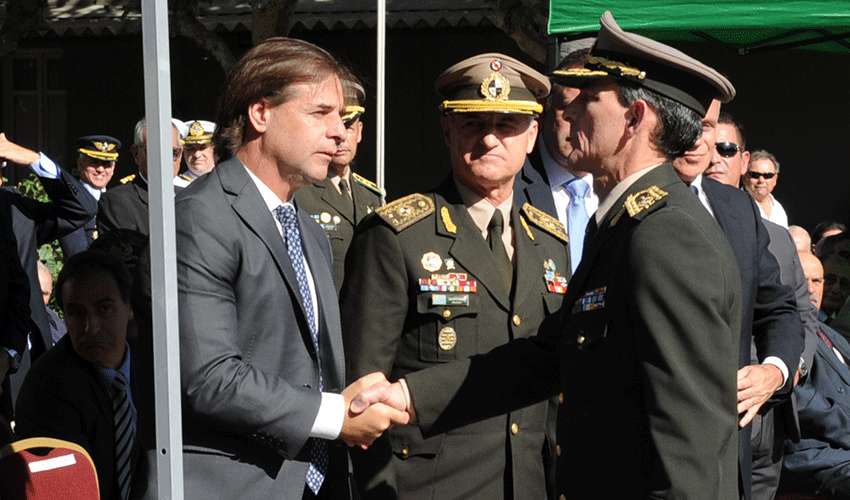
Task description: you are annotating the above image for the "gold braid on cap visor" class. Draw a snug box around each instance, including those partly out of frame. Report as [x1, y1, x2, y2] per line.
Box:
[78, 148, 118, 161]
[342, 105, 366, 122]
[439, 100, 543, 115]
[552, 56, 647, 81]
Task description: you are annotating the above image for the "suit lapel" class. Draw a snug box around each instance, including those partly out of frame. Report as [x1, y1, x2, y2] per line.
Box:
[218, 159, 315, 354]
[511, 206, 541, 309]
[518, 149, 558, 218]
[702, 178, 741, 233]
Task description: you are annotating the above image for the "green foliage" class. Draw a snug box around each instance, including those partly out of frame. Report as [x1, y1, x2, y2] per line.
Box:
[16, 173, 65, 282]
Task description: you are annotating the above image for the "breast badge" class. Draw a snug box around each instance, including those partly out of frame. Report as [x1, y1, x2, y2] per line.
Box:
[572, 287, 607, 313]
[438, 327, 457, 351]
[421, 252, 443, 272]
[544, 259, 568, 294]
[419, 273, 478, 293]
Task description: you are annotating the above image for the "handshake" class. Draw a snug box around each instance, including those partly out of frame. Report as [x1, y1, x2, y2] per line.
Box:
[339, 372, 414, 449]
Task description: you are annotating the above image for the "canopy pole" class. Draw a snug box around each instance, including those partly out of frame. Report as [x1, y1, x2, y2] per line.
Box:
[141, 1, 183, 498]
[376, 0, 386, 193]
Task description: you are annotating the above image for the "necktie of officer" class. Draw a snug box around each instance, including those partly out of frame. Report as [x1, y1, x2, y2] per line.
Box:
[113, 371, 136, 500]
[273, 204, 328, 494]
[487, 210, 513, 290]
[690, 184, 699, 196]
[566, 177, 590, 274]
[338, 177, 354, 219]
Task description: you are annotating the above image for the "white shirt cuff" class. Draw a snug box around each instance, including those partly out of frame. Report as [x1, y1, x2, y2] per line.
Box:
[762, 356, 789, 386]
[30, 152, 60, 179]
[309, 392, 345, 440]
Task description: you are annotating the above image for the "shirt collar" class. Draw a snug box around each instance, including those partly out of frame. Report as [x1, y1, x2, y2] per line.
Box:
[96, 342, 132, 390]
[244, 164, 294, 212]
[453, 175, 512, 237]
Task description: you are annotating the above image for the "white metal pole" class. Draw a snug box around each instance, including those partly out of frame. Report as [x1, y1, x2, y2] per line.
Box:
[376, 0, 386, 192]
[140, 1, 184, 498]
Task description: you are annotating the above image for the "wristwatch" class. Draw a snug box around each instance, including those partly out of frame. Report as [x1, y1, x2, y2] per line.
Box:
[1, 347, 21, 373]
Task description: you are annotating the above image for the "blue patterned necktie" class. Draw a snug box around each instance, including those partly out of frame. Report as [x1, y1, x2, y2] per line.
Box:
[113, 371, 136, 500]
[273, 204, 328, 495]
[566, 177, 590, 274]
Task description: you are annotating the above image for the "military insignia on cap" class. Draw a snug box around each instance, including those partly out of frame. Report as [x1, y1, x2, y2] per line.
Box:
[189, 121, 204, 138]
[438, 327, 457, 351]
[481, 72, 511, 101]
[490, 59, 502, 71]
[521, 203, 568, 243]
[624, 186, 668, 217]
[93, 141, 115, 153]
[376, 193, 434, 232]
[421, 252, 443, 273]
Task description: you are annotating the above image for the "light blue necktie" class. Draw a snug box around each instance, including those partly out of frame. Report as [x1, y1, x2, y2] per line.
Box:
[273, 204, 327, 495]
[566, 178, 590, 274]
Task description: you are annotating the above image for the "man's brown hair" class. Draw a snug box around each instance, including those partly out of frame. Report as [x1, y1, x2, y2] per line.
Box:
[213, 37, 348, 160]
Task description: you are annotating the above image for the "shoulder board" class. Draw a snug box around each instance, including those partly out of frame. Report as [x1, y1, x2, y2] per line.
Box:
[521, 203, 568, 243]
[375, 193, 434, 232]
[624, 186, 668, 218]
[352, 173, 384, 196]
[179, 173, 194, 183]
[120, 174, 136, 184]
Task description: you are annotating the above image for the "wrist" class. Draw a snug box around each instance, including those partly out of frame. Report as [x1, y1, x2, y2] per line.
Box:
[0, 347, 21, 373]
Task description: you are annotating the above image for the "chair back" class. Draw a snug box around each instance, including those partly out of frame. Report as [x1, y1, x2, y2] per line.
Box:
[0, 437, 99, 500]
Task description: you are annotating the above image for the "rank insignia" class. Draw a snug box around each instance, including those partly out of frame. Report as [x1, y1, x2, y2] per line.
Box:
[438, 327, 457, 351]
[572, 287, 607, 313]
[544, 260, 568, 294]
[376, 193, 434, 232]
[421, 252, 443, 272]
[445, 258, 456, 270]
[418, 273, 478, 293]
[625, 186, 668, 217]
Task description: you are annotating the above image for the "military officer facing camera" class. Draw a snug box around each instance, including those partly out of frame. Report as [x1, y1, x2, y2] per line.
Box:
[175, 120, 217, 187]
[296, 76, 383, 293]
[340, 53, 569, 500]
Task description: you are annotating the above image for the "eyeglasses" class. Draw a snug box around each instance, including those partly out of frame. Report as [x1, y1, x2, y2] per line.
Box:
[715, 142, 741, 157]
[746, 171, 776, 180]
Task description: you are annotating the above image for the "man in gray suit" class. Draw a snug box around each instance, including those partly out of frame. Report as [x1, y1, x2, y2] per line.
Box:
[176, 38, 408, 500]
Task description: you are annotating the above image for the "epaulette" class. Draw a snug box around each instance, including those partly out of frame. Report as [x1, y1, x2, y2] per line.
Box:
[521, 203, 568, 244]
[179, 173, 194, 183]
[375, 193, 434, 232]
[120, 174, 136, 184]
[352, 173, 384, 196]
[611, 186, 668, 227]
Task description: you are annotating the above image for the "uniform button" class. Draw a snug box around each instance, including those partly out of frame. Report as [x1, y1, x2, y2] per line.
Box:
[401, 446, 409, 456]
[577, 334, 586, 345]
[556, 445, 561, 456]
[512, 315, 521, 326]
[558, 393, 564, 403]
[511, 423, 519, 435]
[559, 495, 566, 500]
[443, 309, 452, 319]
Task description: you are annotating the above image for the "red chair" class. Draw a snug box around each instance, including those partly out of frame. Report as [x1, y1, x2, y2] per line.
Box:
[0, 437, 99, 499]
[776, 492, 831, 500]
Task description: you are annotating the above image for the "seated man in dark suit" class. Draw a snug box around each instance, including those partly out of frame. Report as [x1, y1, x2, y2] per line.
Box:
[782, 252, 850, 498]
[16, 250, 149, 500]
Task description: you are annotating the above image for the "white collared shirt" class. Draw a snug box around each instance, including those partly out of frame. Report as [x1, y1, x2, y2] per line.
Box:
[537, 136, 598, 228]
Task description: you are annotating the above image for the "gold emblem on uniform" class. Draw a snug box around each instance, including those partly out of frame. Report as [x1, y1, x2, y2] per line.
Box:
[320, 212, 332, 223]
[438, 327, 457, 351]
[480, 71, 511, 101]
[445, 258, 456, 270]
[624, 186, 668, 217]
[421, 252, 443, 272]
[93, 141, 116, 153]
[441, 206, 457, 234]
[332, 215, 341, 224]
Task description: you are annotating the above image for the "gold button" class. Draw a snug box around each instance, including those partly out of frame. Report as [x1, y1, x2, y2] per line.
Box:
[558, 393, 564, 403]
[556, 445, 561, 456]
[511, 423, 519, 435]
[401, 446, 409, 456]
[512, 315, 521, 326]
[442, 309, 451, 318]
[559, 495, 566, 500]
[577, 335, 586, 345]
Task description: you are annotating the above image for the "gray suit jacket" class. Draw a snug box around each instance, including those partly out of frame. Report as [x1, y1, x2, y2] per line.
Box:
[175, 156, 347, 499]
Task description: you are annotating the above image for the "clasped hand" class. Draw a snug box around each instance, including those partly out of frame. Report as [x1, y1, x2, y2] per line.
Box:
[339, 373, 411, 449]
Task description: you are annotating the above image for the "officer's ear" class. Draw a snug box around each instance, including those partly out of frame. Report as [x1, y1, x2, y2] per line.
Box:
[247, 98, 272, 134]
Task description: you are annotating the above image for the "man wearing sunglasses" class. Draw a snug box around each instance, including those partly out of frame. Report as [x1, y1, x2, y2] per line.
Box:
[675, 107, 809, 500]
[97, 117, 185, 237]
[744, 150, 788, 228]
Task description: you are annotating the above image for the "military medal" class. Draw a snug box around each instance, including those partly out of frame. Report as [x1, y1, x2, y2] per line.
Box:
[419, 273, 478, 293]
[421, 252, 443, 272]
[320, 212, 332, 223]
[438, 327, 457, 351]
[445, 258, 456, 270]
[544, 259, 568, 294]
[572, 286, 606, 313]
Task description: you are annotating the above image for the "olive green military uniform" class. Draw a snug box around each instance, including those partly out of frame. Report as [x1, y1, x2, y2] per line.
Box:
[341, 175, 569, 500]
[295, 172, 383, 293]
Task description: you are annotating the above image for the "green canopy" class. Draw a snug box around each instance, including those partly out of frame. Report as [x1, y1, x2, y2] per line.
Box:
[548, 1, 850, 54]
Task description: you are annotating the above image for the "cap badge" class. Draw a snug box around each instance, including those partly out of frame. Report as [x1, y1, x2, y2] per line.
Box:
[189, 121, 205, 138]
[490, 59, 502, 71]
[93, 141, 115, 153]
[480, 72, 511, 101]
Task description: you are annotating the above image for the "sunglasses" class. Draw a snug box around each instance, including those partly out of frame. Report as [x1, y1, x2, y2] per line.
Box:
[746, 171, 776, 180]
[715, 142, 742, 157]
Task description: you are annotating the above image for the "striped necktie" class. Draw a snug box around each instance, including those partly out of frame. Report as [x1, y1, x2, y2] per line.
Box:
[113, 371, 135, 500]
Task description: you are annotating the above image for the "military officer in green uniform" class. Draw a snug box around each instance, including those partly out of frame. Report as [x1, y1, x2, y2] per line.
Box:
[295, 76, 384, 292]
[340, 53, 568, 499]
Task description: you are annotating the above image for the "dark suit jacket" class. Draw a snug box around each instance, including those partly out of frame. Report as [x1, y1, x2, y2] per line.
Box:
[513, 146, 558, 218]
[15, 336, 148, 500]
[341, 175, 568, 499]
[98, 176, 149, 236]
[405, 164, 742, 499]
[175, 157, 349, 499]
[59, 217, 97, 258]
[782, 322, 850, 498]
[295, 173, 383, 294]
[701, 177, 805, 499]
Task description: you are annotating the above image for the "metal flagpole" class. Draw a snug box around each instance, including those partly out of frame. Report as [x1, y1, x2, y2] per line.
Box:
[376, 0, 386, 192]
